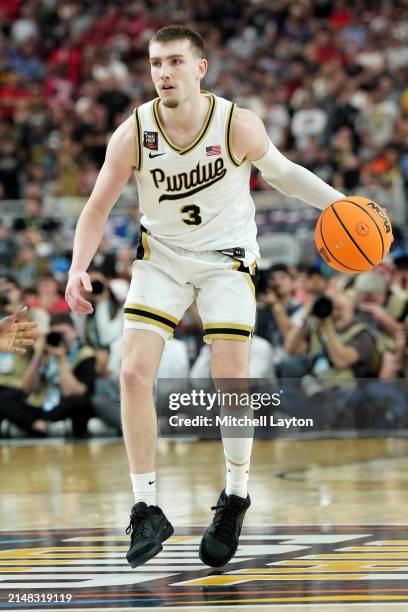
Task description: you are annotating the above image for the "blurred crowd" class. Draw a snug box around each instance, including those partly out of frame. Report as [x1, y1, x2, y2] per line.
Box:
[1, 0, 408, 437]
[0, 0, 407, 212]
[1, 256, 407, 438]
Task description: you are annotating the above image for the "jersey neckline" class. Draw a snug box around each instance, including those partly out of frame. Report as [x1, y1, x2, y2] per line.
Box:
[152, 92, 216, 156]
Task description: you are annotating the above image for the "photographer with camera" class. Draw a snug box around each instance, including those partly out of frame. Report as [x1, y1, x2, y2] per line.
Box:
[354, 270, 407, 338]
[0, 306, 43, 436]
[22, 314, 96, 437]
[277, 291, 381, 427]
[0, 276, 46, 437]
[284, 291, 376, 379]
[81, 272, 127, 353]
[74, 272, 127, 432]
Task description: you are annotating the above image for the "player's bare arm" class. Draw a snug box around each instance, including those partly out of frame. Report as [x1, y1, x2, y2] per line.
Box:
[231, 107, 345, 210]
[66, 116, 136, 314]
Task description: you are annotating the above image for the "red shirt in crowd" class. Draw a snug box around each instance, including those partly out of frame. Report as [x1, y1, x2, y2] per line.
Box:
[27, 295, 71, 315]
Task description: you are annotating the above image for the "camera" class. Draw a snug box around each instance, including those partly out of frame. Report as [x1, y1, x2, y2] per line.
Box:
[91, 280, 105, 295]
[312, 295, 333, 319]
[0, 293, 10, 308]
[46, 331, 64, 347]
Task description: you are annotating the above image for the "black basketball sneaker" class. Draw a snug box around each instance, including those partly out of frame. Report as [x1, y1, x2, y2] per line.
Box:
[126, 502, 174, 567]
[199, 489, 251, 567]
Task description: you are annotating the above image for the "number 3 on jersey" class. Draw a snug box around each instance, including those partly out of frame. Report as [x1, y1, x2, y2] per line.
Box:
[180, 204, 202, 226]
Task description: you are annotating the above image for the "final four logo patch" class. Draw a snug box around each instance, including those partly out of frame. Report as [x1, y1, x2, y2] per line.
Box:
[143, 131, 158, 150]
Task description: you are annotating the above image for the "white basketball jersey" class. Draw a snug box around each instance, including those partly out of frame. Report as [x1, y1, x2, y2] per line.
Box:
[133, 93, 259, 258]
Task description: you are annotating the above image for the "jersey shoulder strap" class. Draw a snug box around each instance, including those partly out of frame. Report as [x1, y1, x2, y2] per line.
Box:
[219, 96, 245, 168]
[133, 106, 143, 172]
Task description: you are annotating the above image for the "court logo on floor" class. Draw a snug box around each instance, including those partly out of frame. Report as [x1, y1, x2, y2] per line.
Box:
[1, 526, 408, 608]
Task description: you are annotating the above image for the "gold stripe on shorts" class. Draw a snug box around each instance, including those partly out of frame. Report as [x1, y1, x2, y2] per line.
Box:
[244, 273, 256, 300]
[124, 304, 179, 333]
[135, 227, 151, 261]
[203, 323, 253, 342]
[231, 258, 257, 300]
[203, 333, 251, 342]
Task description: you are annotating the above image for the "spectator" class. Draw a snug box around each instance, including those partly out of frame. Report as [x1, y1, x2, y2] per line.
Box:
[357, 82, 400, 149]
[0, 221, 18, 269]
[393, 255, 408, 293]
[0, 274, 47, 330]
[256, 263, 302, 364]
[11, 5, 39, 46]
[0, 138, 21, 198]
[353, 270, 407, 337]
[22, 314, 96, 437]
[282, 290, 378, 380]
[278, 291, 383, 428]
[83, 272, 127, 350]
[0, 292, 46, 437]
[27, 273, 70, 316]
[12, 196, 59, 234]
[291, 94, 328, 151]
[289, 266, 330, 330]
[0, 0, 407, 439]
[72, 271, 127, 384]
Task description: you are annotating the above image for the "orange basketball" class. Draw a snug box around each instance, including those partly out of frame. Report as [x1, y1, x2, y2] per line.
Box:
[315, 196, 393, 273]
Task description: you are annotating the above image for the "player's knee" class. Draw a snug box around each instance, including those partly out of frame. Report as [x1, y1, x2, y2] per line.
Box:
[120, 362, 155, 392]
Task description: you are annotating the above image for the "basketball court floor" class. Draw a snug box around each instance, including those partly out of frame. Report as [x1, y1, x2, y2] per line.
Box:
[1, 435, 408, 611]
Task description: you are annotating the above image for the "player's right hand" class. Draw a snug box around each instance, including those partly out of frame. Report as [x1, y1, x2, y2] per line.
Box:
[65, 271, 94, 314]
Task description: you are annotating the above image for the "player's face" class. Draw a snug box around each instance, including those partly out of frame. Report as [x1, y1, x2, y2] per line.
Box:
[149, 40, 206, 109]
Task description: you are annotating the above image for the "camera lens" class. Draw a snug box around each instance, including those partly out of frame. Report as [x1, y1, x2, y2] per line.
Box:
[92, 280, 105, 295]
[46, 331, 64, 347]
[312, 295, 333, 319]
[0, 294, 10, 308]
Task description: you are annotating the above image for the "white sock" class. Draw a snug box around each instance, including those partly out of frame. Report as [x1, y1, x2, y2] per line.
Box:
[130, 471, 156, 506]
[222, 427, 253, 499]
[225, 458, 250, 499]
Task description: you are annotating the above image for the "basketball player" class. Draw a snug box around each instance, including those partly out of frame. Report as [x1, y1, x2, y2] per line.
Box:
[0, 307, 37, 354]
[65, 26, 345, 568]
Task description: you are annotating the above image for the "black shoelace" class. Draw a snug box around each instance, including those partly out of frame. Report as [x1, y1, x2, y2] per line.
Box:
[211, 502, 242, 544]
[126, 510, 150, 539]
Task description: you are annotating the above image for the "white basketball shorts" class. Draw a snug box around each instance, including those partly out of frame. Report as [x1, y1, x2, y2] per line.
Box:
[123, 226, 257, 343]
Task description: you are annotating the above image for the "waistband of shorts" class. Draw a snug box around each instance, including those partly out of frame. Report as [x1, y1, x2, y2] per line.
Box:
[140, 225, 255, 263]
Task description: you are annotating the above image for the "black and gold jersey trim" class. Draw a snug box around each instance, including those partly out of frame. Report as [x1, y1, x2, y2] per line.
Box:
[133, 107, 143, 171]
[203, 322, 253, 343]
[231, 258, 258, 300]
[232, 258, 249, 273]
[124, 304, 179, 333]
[226, 102, 245, 167]
[152, 93, 216, 155]
[135, 226, 151, 261]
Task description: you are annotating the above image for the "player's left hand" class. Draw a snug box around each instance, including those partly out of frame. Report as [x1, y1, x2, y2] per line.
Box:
[0, 307, 38, 355]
